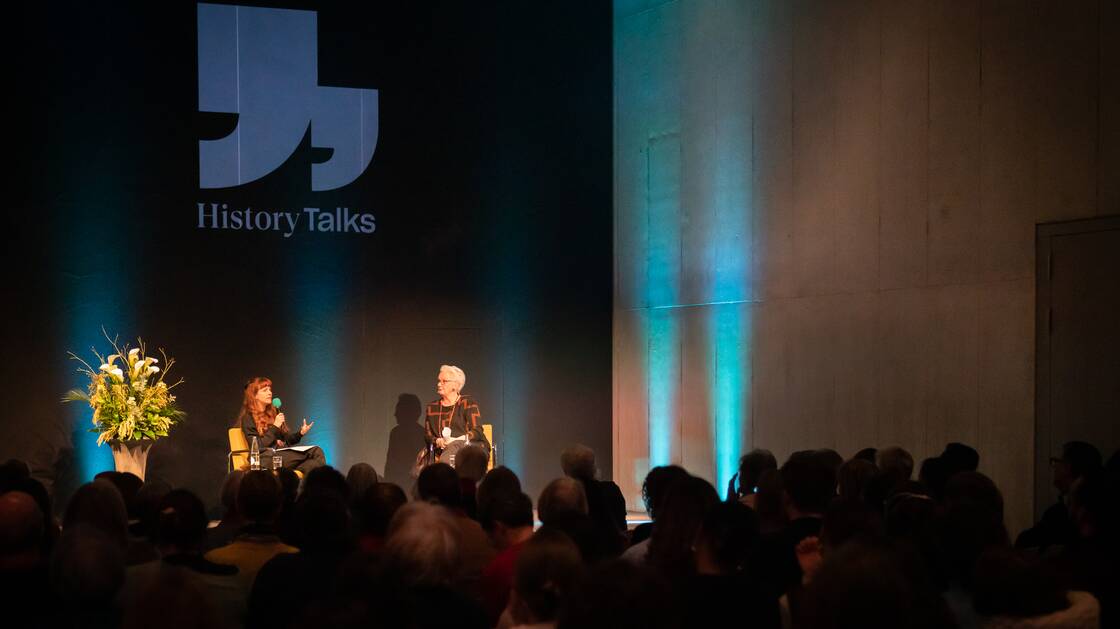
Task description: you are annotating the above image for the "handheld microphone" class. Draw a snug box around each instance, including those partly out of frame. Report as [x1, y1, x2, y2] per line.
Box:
[272, 398, 282, 409]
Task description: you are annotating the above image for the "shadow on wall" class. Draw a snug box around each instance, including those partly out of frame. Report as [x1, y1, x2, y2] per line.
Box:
[383, 393, 426, 488]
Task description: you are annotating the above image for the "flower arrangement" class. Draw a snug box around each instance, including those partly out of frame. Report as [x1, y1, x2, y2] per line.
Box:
[63, 333, 184, 445]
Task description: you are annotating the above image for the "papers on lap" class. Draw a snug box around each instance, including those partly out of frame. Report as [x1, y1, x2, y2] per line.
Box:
[275, 445, 316, 452]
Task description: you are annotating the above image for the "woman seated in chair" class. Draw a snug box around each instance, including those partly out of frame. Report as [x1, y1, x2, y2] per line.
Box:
[238, 377, 326, 475]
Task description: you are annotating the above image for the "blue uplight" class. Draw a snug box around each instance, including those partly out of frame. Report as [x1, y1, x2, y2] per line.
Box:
[59, 201, 134, 482]
[645, 136, 682, 468]
[290, 258, 342, 465]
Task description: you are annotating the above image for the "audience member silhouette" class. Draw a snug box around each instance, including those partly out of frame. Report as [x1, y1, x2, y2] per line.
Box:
[353, 482, 408, 555]
[204, 470, 297, 589]
[684, 500, 779, 628]
[624, 464, 689, 555]
[506, 528, 584, 628]
[1017, 440, 1103, 552]
[16, 439, 1115, 629]
[477, 465, 523, 531]
[416, 462, 495, 588]
[479, 491, 535, 624]
[248, 490, 353, 629]
[647, 474, 719, 583]
[205, 471, 245, 551]
[732, 449, 778, 506]
[837, 457, 877, 503]
[560, 443, 627, 536]
[345, 462, 380, 503]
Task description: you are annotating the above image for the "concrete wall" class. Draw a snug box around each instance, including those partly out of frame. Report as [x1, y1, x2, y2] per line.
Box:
[613, 0, 1118, 536]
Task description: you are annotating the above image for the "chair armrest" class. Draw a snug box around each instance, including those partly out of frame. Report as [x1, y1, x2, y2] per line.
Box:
[228, 449, 250, 472]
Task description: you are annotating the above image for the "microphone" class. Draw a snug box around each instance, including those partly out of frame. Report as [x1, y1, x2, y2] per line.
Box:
[272, 398, 286, 429]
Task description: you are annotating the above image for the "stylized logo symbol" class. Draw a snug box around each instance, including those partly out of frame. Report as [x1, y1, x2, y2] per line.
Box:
[197, 3, 378, 191]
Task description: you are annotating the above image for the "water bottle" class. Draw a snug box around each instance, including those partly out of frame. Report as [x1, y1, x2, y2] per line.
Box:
[249, 436, 260, 470]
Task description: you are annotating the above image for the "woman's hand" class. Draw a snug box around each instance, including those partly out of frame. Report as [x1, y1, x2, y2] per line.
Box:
[300, 418, 314, 435]
[273, 412, 286, 428]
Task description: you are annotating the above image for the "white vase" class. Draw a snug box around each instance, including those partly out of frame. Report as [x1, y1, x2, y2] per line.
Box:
[109, 439, 154, 480]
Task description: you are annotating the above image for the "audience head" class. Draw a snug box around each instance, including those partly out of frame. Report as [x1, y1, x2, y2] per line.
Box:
[820, 498, 884, 550]
[648, 474, 719, 577]
[1, 476, 54, 554]
[416, 462, 462, 509]
[885, 492, 938, 539]
[940, 442, 980, 475]
[237, 470, 282, 525]
[156, 489, 208, 553]
[0, 459, 31, 489]
[538, 477, 588, 525]
[511, 528, 584, 626]
[738, 449, 778, 496]
[918, 456, 950, 500]
[63, 479, 129, 550]
[816, 449, 845, 477]
[383, 501, 460, 586]
[942, 471, 1008, 586]
[219, 470, 245, 518]
[455, 444, 489, 483]
[486, 492, 534, 548]
[94, 471, 144, 519]
[694, 500, 759, 575]
[799, 541, 929, 629]
[753, 468, 787, 532]
[853, 447, 878, 464]
[837, 457, 877, 503]
[353, 482, 408, 541]
[877, 446, 914, 487]
[884, 491, 946, 589]
[560, 444, 597, 481]
[345, 463, 379, 501]
[276, 467, 300, 506]
[477, 466, 522, 527]
[131, 479, 171, 540]
[303, 465, 349, 501]
[640, 465, 689, 520]
[0, 491, 45, 570]
[1052, 440, 1103, 494]
[295, 489, 352, 553]
[780, 451, 836, 517]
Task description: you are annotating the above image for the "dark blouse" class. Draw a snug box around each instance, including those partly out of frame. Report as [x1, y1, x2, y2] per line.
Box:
[423, 395, 488, 449]
[240, 413, 304, 449]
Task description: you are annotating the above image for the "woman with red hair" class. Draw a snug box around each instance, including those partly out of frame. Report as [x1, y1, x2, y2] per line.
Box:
[238, 377, 325, 475]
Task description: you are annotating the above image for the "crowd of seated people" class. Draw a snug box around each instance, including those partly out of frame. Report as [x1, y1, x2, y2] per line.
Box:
[0, 439, 1117, 629]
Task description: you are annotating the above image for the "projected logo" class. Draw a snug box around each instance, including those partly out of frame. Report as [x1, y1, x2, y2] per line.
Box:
[197, 3, 378, 191]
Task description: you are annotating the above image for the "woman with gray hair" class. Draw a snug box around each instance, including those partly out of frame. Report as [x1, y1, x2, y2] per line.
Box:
[421, 364, 490, 468]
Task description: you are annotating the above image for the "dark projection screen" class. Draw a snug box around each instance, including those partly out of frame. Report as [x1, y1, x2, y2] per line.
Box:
[4, 1, 611, 510]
